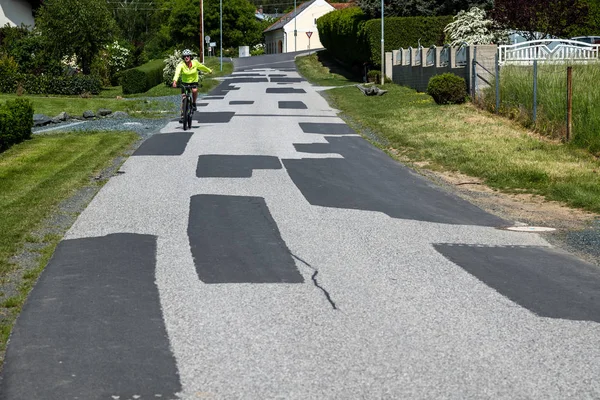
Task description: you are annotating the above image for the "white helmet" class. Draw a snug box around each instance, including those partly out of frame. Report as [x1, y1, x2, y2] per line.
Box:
[182, 49, 193, 58]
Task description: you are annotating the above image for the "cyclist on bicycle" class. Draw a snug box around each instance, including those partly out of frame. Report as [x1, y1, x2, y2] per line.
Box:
[172, 49, 213, 122]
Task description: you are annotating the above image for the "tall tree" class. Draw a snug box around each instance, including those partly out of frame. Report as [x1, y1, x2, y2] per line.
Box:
[491, 0, 589, 40]
[356, 0, 491, 19]
[36, 0, 117, 74]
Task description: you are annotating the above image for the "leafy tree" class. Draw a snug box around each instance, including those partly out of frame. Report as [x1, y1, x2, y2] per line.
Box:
[356, 0, 492, 19]
[491, 0, 589, 40]
[108, 0, 158, 43]
[204, 0, 265, 49]
[35, 0, 118, 74]
[444, 7, 508, 45]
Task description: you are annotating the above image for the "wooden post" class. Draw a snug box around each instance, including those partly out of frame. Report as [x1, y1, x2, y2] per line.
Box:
[199, 0, 204, 63]
[566, 66, 573, 141]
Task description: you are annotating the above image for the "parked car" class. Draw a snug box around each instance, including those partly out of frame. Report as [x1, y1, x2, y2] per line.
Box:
[570, 36, 600, 44]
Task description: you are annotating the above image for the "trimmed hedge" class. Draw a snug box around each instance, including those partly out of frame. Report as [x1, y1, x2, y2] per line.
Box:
[364, 16, 453, 66]
[0, 98, 33, 152]
[317, 8, 452, 68]
[317, 7, 369, 67]
[120, 59, 164, 95]
[0, 73, 101, 95]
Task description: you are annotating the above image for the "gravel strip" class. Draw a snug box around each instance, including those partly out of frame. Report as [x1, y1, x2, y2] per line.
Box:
[32, 95, 182, 139]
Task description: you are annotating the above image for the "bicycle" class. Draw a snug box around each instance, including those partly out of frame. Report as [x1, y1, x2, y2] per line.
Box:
[179, 83, 196, 131]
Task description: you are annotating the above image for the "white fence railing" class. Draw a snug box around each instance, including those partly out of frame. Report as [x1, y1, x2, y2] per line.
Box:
[499, 39, 600, 65]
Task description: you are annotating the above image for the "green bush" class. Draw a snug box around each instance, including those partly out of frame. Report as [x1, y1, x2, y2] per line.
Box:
[317, 7, 369, 67]
[367, 70, 380, 82]
[120, 59, 164, 94]
[317, 10, 452, 69]
[364, 16, 452, 67]
[427, 73, 467, 105]
[0, 73, 101, 95]
[0, 98, 33, 152]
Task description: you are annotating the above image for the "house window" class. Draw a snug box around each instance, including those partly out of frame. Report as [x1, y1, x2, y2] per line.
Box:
[314, 18, 317, 25]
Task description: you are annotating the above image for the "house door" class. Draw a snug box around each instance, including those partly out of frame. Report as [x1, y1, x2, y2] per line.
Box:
[278, 40, 283, 53]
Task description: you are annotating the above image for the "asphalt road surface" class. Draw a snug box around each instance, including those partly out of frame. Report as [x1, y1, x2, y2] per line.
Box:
[1, 52, 599, 399]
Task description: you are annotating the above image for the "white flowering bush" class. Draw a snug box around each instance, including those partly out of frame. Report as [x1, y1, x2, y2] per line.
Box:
[61, 54, 79, 73]
[444, 7, 509, 46]
[106, 41, 131, 73]
[250, 43, 265, 56]
[163, 50, 181, 85]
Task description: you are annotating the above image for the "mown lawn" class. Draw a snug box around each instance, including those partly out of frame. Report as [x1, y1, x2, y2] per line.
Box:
[296, 53, 600, 213]
[0, 131, 138, 355]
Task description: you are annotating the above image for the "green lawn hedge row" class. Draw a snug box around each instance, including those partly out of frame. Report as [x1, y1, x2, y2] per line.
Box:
[0, 98, 33, 152]
[364, 15, 452, 66]
[317, 7, 452, 67]
[0, 73, 101, 95]
[120, 59, 164, 95]
[317, 7, 369, 67]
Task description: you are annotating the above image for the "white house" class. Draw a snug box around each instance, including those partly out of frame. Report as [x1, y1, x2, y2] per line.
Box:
[264, 0, 353, 54]
[0, 0, 38, 28]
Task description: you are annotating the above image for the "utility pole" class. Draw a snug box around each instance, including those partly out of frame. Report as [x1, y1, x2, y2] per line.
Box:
[294, 0, 297, 52]
[200, 0, 204, 62]
[380, 0, 384, 85]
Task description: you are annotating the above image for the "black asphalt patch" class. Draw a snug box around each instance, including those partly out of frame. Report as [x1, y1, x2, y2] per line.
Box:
[279, 101, 307, 109]
[0, 234, 181, 399]
[196, 155, 281, 177]
[231, 73, 262, 76]
[225, 77, 269, 84]
[283, 136, 507, 226]
[294, 143, 334, 153]
[270, 77, 305, 83]
[266, 88, 306, 94]
[299, 122, 356, 135]
[198, 102, 209, 107]
[230, 100, 254, 105]
[133, 132, 192, 156]
[269, 74, 286, 77]
[433, 244, 600, 323]
[204, 96, 225, 100]
[188, 195, 303, 284]
[193, 111, 235, 123]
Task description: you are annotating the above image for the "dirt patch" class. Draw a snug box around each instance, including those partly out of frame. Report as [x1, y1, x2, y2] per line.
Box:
[429, 168, 598, 231]
[417, 167, 600, 267]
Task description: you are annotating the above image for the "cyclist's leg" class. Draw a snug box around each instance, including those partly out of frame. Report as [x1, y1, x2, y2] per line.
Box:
[179, 86, 186, 123]
[191, 83, 198, 110]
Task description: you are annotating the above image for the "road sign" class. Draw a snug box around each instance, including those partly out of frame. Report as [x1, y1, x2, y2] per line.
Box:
[210, 42, 216, 47]
[205, 35, 210, 43]
[306, 31, 312, 39]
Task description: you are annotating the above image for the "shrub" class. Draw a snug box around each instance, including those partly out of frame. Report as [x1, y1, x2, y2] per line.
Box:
[163, 50, 182, 85]
[427, 73, 467, 105]
[367, 70, 380, 82]
[317, 7, 369, 67]
[120, 59, 164, 94]
[0, 98, 33, 152]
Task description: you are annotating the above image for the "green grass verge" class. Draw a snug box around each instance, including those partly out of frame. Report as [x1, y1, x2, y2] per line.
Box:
[296, 53, 600, 213]
[0, 131, 138, 356]
[295, 50, 362, 86]
[0, 94, 172, 118]
[0, 131, 138, 275]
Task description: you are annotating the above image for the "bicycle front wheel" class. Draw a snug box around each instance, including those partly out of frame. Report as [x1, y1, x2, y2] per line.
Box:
[182, 96, 189, 131]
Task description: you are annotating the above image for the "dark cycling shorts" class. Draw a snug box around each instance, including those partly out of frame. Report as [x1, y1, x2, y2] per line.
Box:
[180, 82, 199, 93]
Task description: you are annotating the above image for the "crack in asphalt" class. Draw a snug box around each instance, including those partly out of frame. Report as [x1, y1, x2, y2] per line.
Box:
[291, 254, 338, 310]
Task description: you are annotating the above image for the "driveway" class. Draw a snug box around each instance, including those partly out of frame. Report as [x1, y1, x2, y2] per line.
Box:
[1, 52, 599, 399]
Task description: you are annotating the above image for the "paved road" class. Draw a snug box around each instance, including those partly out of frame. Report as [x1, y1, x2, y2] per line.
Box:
[2, 52, 599, 399]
